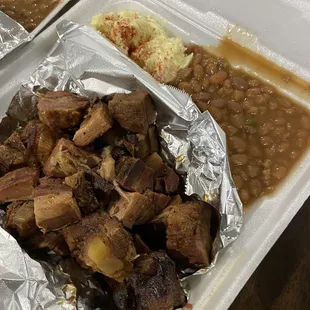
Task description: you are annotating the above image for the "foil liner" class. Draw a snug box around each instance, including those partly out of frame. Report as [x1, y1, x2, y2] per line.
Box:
[0, 20, 243, 308]
[0, 11, 32, 60]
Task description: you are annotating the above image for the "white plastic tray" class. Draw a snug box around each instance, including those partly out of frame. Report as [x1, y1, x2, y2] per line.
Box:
[1, 1, 310, 309]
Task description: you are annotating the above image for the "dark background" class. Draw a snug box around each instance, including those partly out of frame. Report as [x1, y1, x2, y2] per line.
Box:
[230, 197, 310, 310]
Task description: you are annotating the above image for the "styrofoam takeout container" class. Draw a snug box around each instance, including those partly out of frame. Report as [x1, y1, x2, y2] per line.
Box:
[1, 0, 310, 309]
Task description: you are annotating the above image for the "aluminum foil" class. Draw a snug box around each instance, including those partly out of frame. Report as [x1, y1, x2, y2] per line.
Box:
[0, 11, 32, 60]
[0, 19, 243, 308]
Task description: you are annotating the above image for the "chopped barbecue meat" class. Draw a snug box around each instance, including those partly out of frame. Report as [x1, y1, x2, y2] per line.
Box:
[155, 165, 179, 194]
[23, 120, 56, 165]
[0, 167, 38, 202]
[43, 138, 100, 177]
[26, 231, 70, 256]
[37, 91, 89, 130]
[33, 182, 81, 232]
[65, 171, 99, 214]
[98, 146, 115, 182]
[115, 157, 153, 193]
[73, 103, 113, 146]
[4, 201, 38, 239]
[39, 177, 65, 186]
[0, 131, 27, 174]
[63, 212, 136, 282]
[148, 126, 159, 153]
[108, 92, 156, 134]
[113, 252, 186, 310]
[165, 202, 212, 266]
[124, 133, 150, 159]
[144, 152, 164, 177]
[109, 189, 169, 229]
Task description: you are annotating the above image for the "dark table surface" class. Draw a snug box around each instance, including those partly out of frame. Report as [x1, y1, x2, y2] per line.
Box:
[229, 197, 310, 310]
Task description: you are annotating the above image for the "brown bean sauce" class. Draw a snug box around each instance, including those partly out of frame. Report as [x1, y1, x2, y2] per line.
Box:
[0, 0, 60, 32]
[171, 45, 310, 205]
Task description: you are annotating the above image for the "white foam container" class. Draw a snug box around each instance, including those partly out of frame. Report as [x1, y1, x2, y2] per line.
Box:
[1, 0, 310, 309]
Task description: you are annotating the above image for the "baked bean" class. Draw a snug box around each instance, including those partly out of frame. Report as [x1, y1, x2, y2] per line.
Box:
[248, 144, 262, 157]
[206, 63, 218, 75]
[176, 67, 192, 81]
[227, 101, 243, 113]
[286, 122, 292, 131]
[226, 124, 238, 136]
[223, 79, 232, 88]
[258, 123, 273, 135]
[193, 64, 204, 80]
[265, 145, 276, 158]
[208, 85, 217, 93]
[272, 166, 287, 180]
[248, 79, 261, 87]
[258, 106, 268, 115]
[178, 82, 192, 94]
[260, 136, 274, 147]
[290, 150, 300, 160]
[261, 85, 276, 94]
[229, 136, 247, 153]
[210, 99, 226, 108]
[246, 88, 261, 96]
[231, 154, 249, 166]
[278, 98, 292, 108]
[272, 126, 286, 137]
[193, 53, 203, 66]
[247, 165, 260, 178]
[244, 125, 256, 134]
[193, 92, 212, 103]
[208, 106, 222, 122]
[191, 80, 202, 93]
[249, 179, 262, 196]
[301, 116, 310, 129]
[218, 87, 233, 98]
[231, 77, 249, 91]
[230, 113, 245, 128]
[196, 100, 209, 112]
[297, 130, 307, 138]
[210, 71, 228, 84]
[233, 175, 243, 189]
[240, 170, 249, 181]
[269, 100, 278, 110]
[239, 189, 250, 204]
[296, 137, 306, 148]
[284, 108, 295, 115]
[277, 142, 290, 153]
[254, 95, 268, 105]
[218, 57, 229, 69]
[202, 77, 210, 89]
[233, 90, 245, 102]
[274, 117, 287, 126]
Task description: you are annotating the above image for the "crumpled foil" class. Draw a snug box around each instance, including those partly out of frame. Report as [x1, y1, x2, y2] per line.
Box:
[0, 11, 32, 60]
[0, 19, 243, 308]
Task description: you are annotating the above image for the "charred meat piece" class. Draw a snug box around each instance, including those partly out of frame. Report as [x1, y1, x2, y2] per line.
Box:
[124, 133, 150, 159]
[115, 157, 153, 193]
[73, 103, 113, 147]
[113, 252, 186, 310]
[165, 202, 212, 266]
[108, 92, 156, 135]
[109, 189, 169, 229]
[144, 152, 164, 177]
[37, 91, 89, 130]
[156, 165, 179, 194]
[43, 138, 100, 177]
[0, 131, 27, 174]
[65, 171, 99, 215]
[63, 212, 136, 282]
[0, 167, 38, 202]
[33, 182, 81, 232]
[23, 120, 56, 165]
[4, 201, 38, 239]
[98, 146, 115, 182]
[26, 231, 70, 256]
